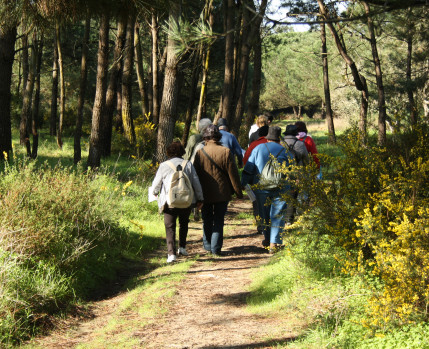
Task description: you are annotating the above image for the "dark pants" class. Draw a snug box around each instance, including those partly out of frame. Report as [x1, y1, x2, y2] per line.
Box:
[201, 201, 229, 254]
[163, 205, 192, 255]
[285, 189, 298, 224]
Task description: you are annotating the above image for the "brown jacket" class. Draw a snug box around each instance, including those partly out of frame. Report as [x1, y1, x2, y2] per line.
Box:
[194, 140, 243, 203]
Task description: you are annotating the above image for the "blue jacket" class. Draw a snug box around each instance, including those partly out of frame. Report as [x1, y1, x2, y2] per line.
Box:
[241, 142, 290, 187]
[220, 130, 243, 166]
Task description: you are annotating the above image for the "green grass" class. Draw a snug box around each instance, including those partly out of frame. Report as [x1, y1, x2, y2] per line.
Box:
[0, 131, 165, 345]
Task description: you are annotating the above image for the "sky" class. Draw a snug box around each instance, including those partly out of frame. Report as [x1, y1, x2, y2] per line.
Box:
[267, 0, 311, 32]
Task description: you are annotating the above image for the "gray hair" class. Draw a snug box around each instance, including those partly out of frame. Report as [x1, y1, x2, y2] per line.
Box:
[198, 118, 212, 133]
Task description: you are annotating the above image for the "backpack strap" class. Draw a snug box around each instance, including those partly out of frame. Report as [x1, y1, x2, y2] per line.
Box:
[181, 159, 188, 170]
[288, 139, 298, 151]
[265, 143, 284, 158]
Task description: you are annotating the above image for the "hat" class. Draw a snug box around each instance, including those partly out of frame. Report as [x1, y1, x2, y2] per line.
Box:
[217, 118, 228, 127]
[265, 126, 282, 142]
[202, 124, 222, 141]
[283, 124, 298, 136]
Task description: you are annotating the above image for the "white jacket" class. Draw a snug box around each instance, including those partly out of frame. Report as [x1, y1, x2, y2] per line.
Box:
[151, 157, 204, 211]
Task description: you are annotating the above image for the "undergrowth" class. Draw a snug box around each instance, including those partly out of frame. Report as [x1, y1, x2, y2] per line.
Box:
[0, 150, 163, 345]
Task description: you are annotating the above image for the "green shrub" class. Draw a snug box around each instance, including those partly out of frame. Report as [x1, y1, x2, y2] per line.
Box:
[0, 161, 146, 343]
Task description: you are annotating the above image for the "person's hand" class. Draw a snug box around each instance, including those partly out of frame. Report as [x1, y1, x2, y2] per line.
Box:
[196, 201, 204, 210]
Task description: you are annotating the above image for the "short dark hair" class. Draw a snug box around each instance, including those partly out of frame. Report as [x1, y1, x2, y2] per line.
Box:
[263, 111, 274, 123]
[166, 141, 185, 158]
[202, 124, 222, 141]
[295, 121, 308, 133]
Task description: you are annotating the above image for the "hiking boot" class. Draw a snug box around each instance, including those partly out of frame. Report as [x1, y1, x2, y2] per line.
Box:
[166, 254, 177, 263]
[261, 240, 269, 247]
[177, 247, 189, 256]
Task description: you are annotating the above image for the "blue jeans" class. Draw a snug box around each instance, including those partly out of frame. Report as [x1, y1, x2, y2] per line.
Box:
[201, 201, 229, 254]
[254, 189, 288, 244]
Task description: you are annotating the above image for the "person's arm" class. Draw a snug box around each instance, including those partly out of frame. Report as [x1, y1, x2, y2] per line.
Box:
[232, 136, 244, 167]
[186, 162, 204, 202]
[226, 151, 243, 198]
[151, 164, 165, 195]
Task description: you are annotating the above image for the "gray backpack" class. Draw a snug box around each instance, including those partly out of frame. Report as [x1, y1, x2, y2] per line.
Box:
[259, 144, 285, 190]
[166, 160, 194, 208]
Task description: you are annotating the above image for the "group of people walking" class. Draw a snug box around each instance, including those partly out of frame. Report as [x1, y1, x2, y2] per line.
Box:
[151, 115, 319, 263]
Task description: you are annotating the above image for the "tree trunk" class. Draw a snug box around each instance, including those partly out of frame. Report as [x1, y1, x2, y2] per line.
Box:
[218, 0, 235, 123]
[104, 14, 127, 155]
[20, 35, 36, 157]
[21, 26, 28, 94]
[121, 13, 136, 145]
[245, 28, 262, 138]
[31, 35, 43, 159]
[406, 35, 416, 125]
[321, 21, 336, 144]
[359, 75, 369, 145]
[88, 12, 110, 169]
[50, 32, 58, 136]
[56, 20, 65, 149]
[317, 0, 365, 91]
[155, 0, 181, 163]
[74, 16, 90, 164]
[134, 21, 149, 117]
[151, 10, 160, 126]
[0, 26, 17, 161]
[362, 1, 386, 146]
[182, 52, 202, 146]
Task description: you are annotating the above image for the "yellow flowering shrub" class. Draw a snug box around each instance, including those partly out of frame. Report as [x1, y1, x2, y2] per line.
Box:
[287, 125, 429, 330]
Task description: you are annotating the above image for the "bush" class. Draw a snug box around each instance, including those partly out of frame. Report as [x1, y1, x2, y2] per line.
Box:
[0, 161, 140, 343]
[288, 124, 429, 330]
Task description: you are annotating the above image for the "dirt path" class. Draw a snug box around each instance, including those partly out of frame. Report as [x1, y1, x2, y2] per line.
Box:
[26, 198, 296, 349]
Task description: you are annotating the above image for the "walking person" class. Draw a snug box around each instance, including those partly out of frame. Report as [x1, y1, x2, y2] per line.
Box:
[217, 118, 244, 168]
[184, 118, 212, 221]
[241, 126, 291, 253]
[283, 124, 309, 225]
[151, 141, 204, 263]
[193, 125, 243, 256]
[294, 121, 320, 171]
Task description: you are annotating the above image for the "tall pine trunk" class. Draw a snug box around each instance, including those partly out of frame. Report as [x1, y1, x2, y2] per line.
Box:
[0, 26, 17, 160]
[406, 35, 416, 125]
[156, 0, 181, 163]
[362, 1, 386, 145]
[56, 20, 65, 149]
[321, 21, 336, 144]
[134, 22, 149, 117]
[88, 12, 110, 169]
[50, 32, 58, 136]
[74, 16, 91, 164]
[20, 34, 36, 157]
[121, 12, 136, 145]
[104, 14, 127, 156]
[31, 35, 43, 159]
[182, 52, 202, 146]
[217, 0, 235, 124]
[151, 10, 160, 126]
[245, 27, 262, 136]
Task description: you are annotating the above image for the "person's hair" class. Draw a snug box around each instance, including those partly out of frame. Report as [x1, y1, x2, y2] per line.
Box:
[295, 121, 308, 133]
[166, 141, 185, 158]
[202, 124, 222, 141]
[263, 111, 274, 123]
[198, 118, 212, 133]
[256, 115, 269, 127]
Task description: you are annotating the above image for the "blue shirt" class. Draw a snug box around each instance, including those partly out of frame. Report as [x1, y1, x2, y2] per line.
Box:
[220, 130, 244, 166]
[241, 142, 290, 187]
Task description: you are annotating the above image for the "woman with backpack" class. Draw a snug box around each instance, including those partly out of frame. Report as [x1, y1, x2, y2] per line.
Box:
[151, 141, 204, 263]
